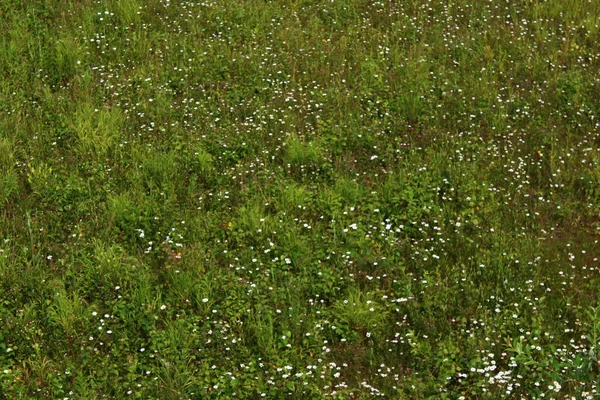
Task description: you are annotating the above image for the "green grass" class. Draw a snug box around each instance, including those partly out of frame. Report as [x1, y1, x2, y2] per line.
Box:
[1, 0, 600, 398]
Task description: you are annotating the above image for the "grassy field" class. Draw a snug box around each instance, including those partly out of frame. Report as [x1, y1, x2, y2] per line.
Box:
[0, 0, 599, 398]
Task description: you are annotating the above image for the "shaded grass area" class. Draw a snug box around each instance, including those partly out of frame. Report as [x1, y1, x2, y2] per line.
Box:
[0, 0, 599, 398]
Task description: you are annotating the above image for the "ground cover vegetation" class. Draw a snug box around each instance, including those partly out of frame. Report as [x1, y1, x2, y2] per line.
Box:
[0, 0, 599, 398]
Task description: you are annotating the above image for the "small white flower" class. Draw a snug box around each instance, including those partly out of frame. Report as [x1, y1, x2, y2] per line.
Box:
[553, 381, 561, 392]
